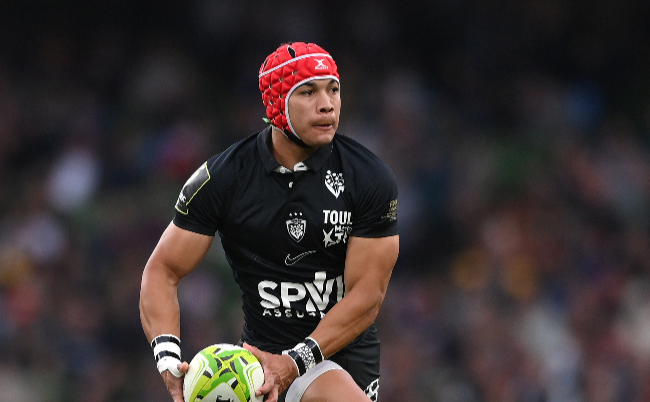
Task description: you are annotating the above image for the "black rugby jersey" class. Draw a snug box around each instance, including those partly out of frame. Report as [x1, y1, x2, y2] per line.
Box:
[173, 127, 398, 353]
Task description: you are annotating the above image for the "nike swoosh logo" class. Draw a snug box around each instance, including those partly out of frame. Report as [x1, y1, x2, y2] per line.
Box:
[285, 250, 316, 266]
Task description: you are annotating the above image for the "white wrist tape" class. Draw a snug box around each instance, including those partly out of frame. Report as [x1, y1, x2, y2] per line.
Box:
[157, 356, 183, 377]
[151, 334, 183, 378]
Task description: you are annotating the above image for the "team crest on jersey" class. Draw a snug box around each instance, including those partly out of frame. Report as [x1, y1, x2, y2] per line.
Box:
[286, 212, 306, 242]
[325, 170, 344, 198]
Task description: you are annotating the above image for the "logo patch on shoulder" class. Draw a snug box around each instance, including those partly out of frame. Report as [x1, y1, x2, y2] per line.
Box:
[175, 163, 210, 215]
[382, 199, 398, 222]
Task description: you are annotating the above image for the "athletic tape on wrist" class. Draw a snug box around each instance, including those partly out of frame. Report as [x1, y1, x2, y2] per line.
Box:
[304, 337, 324, 363]
[285, 337, 324, 376]
[151, 334, 181, 349]
[283, 348, 302, 375]
[151, 334, 183, 378]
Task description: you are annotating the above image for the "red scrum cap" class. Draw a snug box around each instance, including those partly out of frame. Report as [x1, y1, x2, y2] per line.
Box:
[259, 42, 339, 145]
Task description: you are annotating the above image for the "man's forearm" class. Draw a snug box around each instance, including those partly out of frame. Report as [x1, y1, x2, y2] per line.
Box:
[307, 235, 398, 360]
[308, 285, 383, 359]
[140, 261, 182, 342]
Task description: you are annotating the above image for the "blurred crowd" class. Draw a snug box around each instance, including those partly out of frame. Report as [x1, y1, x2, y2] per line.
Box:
[1, 1, 650, 401]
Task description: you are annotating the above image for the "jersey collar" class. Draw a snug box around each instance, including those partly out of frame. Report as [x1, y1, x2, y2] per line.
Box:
[257, 126, 333, 174]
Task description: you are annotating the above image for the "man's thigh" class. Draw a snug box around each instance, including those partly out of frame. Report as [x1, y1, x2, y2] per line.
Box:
[277, 339, 381, 402]
[298, 366, 371, 402]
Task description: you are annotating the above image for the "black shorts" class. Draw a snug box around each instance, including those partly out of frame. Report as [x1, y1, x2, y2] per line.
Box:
[321, 339, 380, 401]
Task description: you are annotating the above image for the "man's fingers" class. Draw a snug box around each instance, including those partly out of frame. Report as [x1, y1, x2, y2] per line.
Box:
[265, 386, 279, 402]
[256, 372, 276, 395]
[243, 342, 269, 366]
[162, 370, 185, 402]
[243, 343, 274, 394]
[178, 361, 190, 374]
[243, 342, 261, 358]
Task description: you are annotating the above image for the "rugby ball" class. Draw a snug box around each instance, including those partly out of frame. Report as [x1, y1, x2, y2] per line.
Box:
[183, 344, 264, 402]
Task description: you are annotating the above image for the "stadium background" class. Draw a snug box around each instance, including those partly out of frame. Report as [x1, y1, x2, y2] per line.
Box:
[1, 0, 650, 401]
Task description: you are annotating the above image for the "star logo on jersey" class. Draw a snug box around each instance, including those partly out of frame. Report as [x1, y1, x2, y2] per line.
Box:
[323, 229, 337, 248]
[325, 170, 344, 198]
[286, 212, 307, 242]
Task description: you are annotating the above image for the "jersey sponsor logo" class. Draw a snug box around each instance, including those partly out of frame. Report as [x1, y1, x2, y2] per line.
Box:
[175, 163, 210, 215]
[258, 271, 344, 319]
[286, 212, 306, 242]
[284, 250, 316, 266]
[325, 170, 344, 198]
[323, 210, 352, 247]
[323, 210, 352, 225]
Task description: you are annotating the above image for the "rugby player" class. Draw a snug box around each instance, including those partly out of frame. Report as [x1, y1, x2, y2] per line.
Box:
[140, 42, 399, 402]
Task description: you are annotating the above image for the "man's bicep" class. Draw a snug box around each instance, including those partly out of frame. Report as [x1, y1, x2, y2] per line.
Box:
[344, 235, 399, 295]
[147, 221, 214, 280]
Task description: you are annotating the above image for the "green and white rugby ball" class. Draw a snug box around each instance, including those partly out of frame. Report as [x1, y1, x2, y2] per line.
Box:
[183, 344, 264, 402]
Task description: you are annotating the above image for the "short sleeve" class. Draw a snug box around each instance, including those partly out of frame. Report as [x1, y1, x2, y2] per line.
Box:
[172, 161, 221, 236]
[350, 163, 398, 238]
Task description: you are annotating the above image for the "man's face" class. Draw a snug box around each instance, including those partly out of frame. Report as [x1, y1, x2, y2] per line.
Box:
[287, 78, 341, 147]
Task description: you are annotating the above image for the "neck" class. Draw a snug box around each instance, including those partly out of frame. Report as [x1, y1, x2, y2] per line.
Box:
[271, 126, 317, 169]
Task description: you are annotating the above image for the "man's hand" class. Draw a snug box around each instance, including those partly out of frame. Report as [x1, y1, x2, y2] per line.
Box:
[243, 343, 299, 402]
[162, 361, 190, 402]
